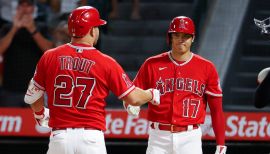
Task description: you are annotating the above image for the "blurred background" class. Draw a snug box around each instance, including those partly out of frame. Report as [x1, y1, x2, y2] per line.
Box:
[0, 0, 270, 153]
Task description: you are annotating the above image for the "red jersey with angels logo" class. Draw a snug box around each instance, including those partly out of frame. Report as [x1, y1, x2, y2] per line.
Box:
[133, 51, 222, 125]
[32, 43, 135, 130]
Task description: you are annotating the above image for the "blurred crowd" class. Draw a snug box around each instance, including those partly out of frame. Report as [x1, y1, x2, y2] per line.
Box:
[0, 0, 141, 107]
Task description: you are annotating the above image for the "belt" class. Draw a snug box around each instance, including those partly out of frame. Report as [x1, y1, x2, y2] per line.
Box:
[150, 123, 199, 133]
[52, 127, 100, 131]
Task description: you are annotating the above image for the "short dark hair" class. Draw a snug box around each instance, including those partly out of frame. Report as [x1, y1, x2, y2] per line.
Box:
[18, 0, 34, 5]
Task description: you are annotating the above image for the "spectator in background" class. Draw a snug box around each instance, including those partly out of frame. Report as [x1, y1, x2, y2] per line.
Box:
[0, 0, 56, 28]
[49, 0, 87, 21]
[35, 0, 52, 23]
[52, 20, 69, 46]
[0, 0, 54, 107]
[109, 0, 141, 20]
[47, 0, 88, 45]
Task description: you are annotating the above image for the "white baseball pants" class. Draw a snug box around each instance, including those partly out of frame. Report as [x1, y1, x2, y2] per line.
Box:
[47, 128, 107, 154]
[146, 127, 202, 154]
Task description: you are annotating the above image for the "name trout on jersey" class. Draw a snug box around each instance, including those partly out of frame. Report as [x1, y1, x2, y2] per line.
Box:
[59, 56, 95, 73]
[156, 77, 206, 97]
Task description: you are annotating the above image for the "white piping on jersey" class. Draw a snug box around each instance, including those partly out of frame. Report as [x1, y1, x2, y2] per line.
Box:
[67, 43, 96, 50]
[168, 51, 194, 66]
[205, 91, 223, 97]
[118, 85, 136, 99]
[32, 79, 45, 91]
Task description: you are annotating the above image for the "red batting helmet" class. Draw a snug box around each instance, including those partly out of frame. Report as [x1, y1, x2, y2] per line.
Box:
[68, 6, 107, 38]
[167, 16, 195, 44]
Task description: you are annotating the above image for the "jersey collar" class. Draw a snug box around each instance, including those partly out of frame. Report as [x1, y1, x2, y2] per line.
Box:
[168, 51, 193, 66]
[67, 43, 96, 50]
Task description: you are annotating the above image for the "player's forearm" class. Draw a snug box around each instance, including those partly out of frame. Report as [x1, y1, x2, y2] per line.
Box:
[30, 96, 45, 113]
[123, 87, 152, 106]
[211, 109, 226, 145]
[208, 96, 226, 145]
[0, 27, 17, 54]
[32, 33, 54, 52]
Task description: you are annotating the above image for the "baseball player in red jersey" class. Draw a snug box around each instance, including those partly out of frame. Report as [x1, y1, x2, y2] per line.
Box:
[23, 6, 160, 154]
[131, 16, 227, 154]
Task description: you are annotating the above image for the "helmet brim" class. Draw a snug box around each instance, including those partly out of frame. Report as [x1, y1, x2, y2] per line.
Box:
[96, 19, 107, 26]
[168, 30, 194, 36]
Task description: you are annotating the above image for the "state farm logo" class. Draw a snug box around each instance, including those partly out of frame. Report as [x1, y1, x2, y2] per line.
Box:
[105, 114, 149, 136]
[0, 116, 22, 132]
[201, 114, 270, 139]
[226, 115, 270, 138]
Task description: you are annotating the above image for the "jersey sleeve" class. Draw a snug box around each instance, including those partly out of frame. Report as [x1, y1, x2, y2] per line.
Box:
[207, 96, 225, 145]
[32, 54, 47, 90]
[108, 60, 135, 99]
[205, 63, 222, 97]
[133, 61, 150, 89]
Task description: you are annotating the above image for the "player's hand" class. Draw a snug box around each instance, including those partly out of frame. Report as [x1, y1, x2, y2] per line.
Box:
[13, 11, 23, 30]
[123, 101, 140, 117]
[21, 14, 36, 33]
[149, 88, 160, 105]
[33, 107, 50, 128]
[215, 145, 227, 154]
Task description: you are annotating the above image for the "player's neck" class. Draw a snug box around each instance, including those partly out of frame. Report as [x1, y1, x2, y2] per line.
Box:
[71, 37, 94, 46]
[171, 50, 192, 61]
[71, 41, 93, 46]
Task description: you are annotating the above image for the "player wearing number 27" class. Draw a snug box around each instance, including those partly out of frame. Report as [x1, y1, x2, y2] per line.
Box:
[132, 16, 226, 154]
[23, 6, 160, 154]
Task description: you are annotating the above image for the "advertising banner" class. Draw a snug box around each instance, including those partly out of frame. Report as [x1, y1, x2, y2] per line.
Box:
[0, 108, 269, 141]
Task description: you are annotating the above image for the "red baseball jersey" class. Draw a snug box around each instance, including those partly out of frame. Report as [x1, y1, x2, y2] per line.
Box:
[133, 51, 222, 125]
[33, 43, 135, 130]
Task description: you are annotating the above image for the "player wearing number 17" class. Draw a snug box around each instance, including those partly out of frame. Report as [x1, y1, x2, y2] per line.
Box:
[23, 6, 160, 154]
[133, 16, 226, 154]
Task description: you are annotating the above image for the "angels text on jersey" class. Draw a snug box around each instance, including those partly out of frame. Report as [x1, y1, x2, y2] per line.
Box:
[156, 77, 206, 97]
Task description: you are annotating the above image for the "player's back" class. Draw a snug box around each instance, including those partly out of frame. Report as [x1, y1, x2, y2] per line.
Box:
[35, 43, 123, 130]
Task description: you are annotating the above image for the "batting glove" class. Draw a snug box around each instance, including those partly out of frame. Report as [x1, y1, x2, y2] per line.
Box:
[123, 101, 140, 117]
[148, 88, 160, 105]
[215, 145, 227, 154]
[33, 107, 50, 128]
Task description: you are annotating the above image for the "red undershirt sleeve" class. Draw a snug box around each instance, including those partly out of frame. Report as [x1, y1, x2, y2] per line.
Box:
[207, 95, 225, 145]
